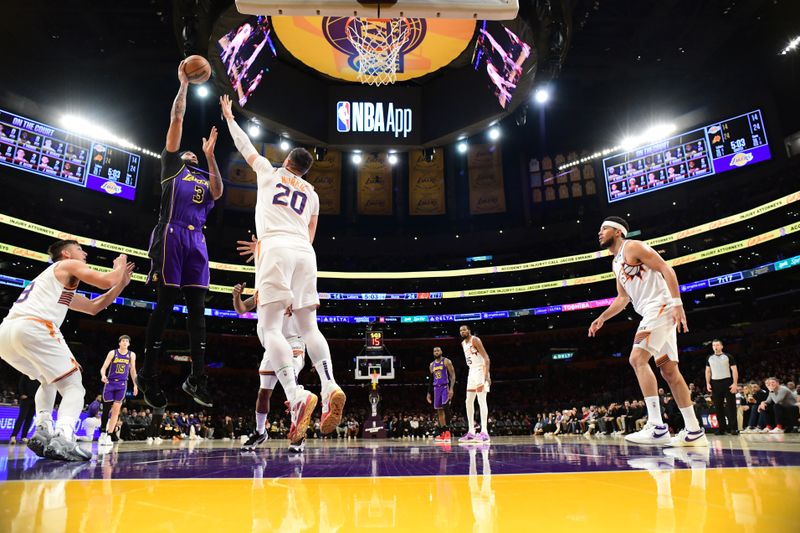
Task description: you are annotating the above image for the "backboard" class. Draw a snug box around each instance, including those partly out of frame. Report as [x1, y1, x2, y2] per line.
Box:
[235, 1, 520, 20]
[355, 355, 395, 380]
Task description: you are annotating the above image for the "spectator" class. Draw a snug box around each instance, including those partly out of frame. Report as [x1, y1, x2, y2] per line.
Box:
[758, 377, 799, 433]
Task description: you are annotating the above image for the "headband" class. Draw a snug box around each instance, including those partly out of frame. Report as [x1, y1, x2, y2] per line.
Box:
[601, 220, 628, 237]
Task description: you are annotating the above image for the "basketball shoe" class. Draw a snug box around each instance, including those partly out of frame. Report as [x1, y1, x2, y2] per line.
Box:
[435, 431, 451, 443]
[666, 428, 708, 447]
[624, 422, 671, 445]
[137, 373, 167, 409]
[27, 422, 54, 458]
[287, 389, 318, 443]
[182, 374, 213, 407]
[242, 430, 268, 451]
[320, 384, 346, 435]
[44, 433, 92, 461]
[476, 431, 491, 442]
[458, 432, 477, 443]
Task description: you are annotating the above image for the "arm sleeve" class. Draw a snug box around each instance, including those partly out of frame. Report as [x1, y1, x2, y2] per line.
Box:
[225, 117, 272, 175]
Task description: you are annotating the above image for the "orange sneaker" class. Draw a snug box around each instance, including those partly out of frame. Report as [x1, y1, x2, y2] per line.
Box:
[320, 385, 346, 435]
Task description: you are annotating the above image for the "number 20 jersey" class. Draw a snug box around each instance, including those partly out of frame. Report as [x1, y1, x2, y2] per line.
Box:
[255, 162, 320, 244]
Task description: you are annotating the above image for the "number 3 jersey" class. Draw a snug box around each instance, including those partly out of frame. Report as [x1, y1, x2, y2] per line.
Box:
[155, 149, 215, 229]
[254, 160, 320, 246]
[5, 262, 76, 328]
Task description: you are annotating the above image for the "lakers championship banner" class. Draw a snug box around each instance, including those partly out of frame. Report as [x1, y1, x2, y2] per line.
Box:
[305, 150, 342, 215]
[357, 154, 393, 215]
[468, 144, 506, 214]
[1, 190, 798, 280]
[408, 149, 445, 215]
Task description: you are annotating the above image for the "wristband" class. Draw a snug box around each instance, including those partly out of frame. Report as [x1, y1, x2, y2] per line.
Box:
[670, 297, 683, 307]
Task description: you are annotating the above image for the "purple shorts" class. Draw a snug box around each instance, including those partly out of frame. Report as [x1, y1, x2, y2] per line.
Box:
[103, 381, 127, 402]
[147, 223, 210, 288]
[433, 386, 449, 409]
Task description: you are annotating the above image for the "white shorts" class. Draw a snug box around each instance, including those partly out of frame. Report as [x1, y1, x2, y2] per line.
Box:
[258, 336, 306, 390]
[467, 367, 490, 393]
[0, 318, 80, 384]
[633, 304, 679, 366]
[255, 237, 319, 310]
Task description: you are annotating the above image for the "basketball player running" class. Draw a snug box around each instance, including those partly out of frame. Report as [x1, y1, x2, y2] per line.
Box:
[231, 282, 307, 451]
[0, 240, 134, 461]
[137, 60, 224, 410]
[221, 94, 345, 446]
[427, 347, 455, 442]
[589, 216, 708, 446]
[97, 335, 138, 447]
[459, 325, 492, 443]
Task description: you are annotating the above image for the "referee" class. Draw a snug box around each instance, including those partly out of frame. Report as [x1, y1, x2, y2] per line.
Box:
[705, 339, 739, 435]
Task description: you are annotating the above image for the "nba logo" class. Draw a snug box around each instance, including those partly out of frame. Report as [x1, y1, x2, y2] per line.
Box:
[336, 101, 350, 132]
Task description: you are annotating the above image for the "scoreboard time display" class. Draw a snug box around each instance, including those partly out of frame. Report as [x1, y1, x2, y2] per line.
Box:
[602, 110, 771, 203]
[366, 330, 385, 352]
[0, 109, 140, 201]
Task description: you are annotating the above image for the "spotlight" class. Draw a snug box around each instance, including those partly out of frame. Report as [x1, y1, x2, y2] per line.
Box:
[352, 153, 362, 164]
[534, 87, 550, 104]
[457, 141, 468, 154]
[279, 138, 290, 151]
[488, 126, 500, 141]
[247, 123, 261, 138]
[388, 154, 398, 165]
[196, 85, 209, 98]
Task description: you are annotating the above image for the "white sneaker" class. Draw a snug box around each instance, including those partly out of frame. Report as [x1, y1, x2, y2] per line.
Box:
[146, 437, 154, 445]
[320, 384, 346, 435]
[666, 428, 708, 447]
[663, 447, 711, 466]
[769, 427, 785, 434]
[624, 423, 670, 445]
[154, 437, 163, 444]
[98, 433, 113, 447]
[288, 389, 318, 443]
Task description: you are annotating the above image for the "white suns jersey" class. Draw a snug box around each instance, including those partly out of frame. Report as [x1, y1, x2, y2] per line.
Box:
[462, 337, 485, 370]
[5, 263, 76, 327]
[254, 161, 319, 244]
[612, 240, 671, 316]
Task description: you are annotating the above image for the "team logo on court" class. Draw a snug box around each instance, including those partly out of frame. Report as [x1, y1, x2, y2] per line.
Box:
[730, 152, 754, 167]
[337, 101, 351, 132]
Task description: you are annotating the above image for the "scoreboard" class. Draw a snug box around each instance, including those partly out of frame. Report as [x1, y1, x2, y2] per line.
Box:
[366, 330, 385, 352]
[602, 110, 770, 203]
[0, 109, 140, 200]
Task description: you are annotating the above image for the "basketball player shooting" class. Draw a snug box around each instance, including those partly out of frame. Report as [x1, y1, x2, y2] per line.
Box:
[0, 240, 134, 461]
[458, 325, 492, 443]
[137, 60, 224, 410]
[231, 282, 307, 451]
[589, 216, 708, 447]
[427, 346, 455, 442]
[97, 335, 138, 447]
[220, 94, 346, 447]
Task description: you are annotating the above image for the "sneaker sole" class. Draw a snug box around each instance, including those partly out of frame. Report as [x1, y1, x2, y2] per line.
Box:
[289, 395, 318, 442]
[320, 389, 346, 435]
[181, 381, 213, 408]
[138, 377, 168, 409]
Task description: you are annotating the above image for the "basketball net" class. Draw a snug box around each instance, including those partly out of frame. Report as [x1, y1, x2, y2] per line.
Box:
[346, 18, 410, 86]
[370, 371, 380, 391]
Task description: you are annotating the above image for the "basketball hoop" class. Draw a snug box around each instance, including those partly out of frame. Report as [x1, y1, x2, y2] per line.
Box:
[345, 17, 410, 86]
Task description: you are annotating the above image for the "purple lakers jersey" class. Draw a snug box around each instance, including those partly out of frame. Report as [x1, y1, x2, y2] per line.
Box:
[109, 350, 131, 382]
[432, 359, 448, 387]
[158, 150, 214, 228]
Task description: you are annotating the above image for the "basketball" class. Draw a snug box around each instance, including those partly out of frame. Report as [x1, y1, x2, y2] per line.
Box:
[183, 55, 211, 84]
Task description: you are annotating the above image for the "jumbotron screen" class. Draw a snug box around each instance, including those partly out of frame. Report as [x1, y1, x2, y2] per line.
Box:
[472, 20, 531, 109]
[602, 110, 771, 203]
[0, 109, 140, 200]
[217, 16, 277, 106]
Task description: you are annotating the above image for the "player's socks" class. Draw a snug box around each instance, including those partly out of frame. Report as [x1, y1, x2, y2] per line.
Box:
[679, 406, 701, 432]
[314, 360, 337, 389]
[645, 396, 664, 425]
[256, 412, 268, 433]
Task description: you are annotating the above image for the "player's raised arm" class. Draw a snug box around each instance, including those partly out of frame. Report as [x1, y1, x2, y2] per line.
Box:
[68, 261, 134, 316]
[58, 254, 130, 290]
[219, 94, 272, 175]
[166, 61, 189, 152]
[627, 240, 688, 332]
[202, 126, 224, 200]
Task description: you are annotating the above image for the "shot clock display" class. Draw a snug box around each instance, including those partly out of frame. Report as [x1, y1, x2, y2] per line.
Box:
[602, 110, 770, 203]
[0, 109, 140, 200]
[366, 330, 385, 352]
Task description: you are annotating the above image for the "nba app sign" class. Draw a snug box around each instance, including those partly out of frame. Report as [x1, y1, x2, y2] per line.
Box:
[336, 101, 413, 139]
